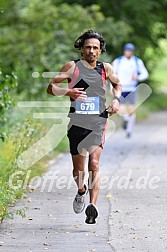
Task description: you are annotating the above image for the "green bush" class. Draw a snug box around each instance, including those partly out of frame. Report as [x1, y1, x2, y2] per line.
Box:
[0, 118, 47, 221]
[0, 69, 18, 141]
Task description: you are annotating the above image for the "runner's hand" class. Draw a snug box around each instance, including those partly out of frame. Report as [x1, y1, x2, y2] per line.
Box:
[106, 99, 120, 116]
[132, 74, 137, 81]
[67, 88, 87, 101]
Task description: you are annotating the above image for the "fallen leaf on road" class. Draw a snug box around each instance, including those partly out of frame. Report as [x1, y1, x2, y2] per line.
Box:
[106, 194, 112, 198]
[72, 224, 78, 228]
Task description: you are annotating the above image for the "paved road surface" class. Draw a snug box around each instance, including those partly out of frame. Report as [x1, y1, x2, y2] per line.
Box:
[0, 111, 167, 252]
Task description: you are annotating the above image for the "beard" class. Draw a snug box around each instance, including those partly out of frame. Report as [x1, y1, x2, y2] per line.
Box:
[86, 55, 96, 63]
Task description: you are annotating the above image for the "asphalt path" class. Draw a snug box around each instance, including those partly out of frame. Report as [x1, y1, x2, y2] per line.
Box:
[0, 111, 167, 252]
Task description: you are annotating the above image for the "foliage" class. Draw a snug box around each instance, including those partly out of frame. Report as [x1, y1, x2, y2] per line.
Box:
[145, 91, 167, 111]
[0, 69, 18, 141]
[0, 0, 150, 97]
[0, 118, 47, 221]
[63, 0, 167, 57]
[1, 0, 166, 98]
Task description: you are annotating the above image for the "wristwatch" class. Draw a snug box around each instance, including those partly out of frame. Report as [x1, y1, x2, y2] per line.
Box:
[113, 96, 121, 103]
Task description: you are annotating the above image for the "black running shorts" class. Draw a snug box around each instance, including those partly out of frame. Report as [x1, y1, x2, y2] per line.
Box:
[67, 121, 107, 155]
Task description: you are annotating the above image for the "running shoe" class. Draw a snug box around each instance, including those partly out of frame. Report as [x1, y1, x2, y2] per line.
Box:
[85, 203, 98, 224]
[73, 185, 87, 214]
[126, 132, 131, 138]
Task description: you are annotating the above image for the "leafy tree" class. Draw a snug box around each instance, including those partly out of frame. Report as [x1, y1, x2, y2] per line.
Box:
[0, 1, 133, 97]
[62, 0, 167, 59]
[1, 0, 167, 98]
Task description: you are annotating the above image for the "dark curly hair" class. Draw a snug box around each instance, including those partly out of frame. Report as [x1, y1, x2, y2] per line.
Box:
[74, 30, 106, 53]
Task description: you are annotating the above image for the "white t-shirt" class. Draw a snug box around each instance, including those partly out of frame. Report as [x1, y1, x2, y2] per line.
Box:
[112, 55, 149, 92]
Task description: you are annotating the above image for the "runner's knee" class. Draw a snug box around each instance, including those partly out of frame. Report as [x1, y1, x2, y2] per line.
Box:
[88, 159, 99, 172]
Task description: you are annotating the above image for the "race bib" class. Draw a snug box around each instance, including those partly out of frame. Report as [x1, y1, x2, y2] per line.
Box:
[76, 97, 99, 114]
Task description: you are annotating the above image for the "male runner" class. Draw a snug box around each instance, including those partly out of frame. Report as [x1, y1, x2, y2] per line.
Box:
[47, 30, 122, 224]
[112, 43, 149, 137]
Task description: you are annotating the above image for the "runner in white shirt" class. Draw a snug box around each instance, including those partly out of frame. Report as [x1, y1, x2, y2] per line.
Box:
[112, 43, 149, 138]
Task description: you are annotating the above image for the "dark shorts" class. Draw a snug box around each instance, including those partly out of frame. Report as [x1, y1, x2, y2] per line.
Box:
[67, 121, 107, 155]
[121, 91, 137, 105]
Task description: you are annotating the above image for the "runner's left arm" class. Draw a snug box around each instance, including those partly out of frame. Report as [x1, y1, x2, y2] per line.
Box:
[104, 63, 122, 116]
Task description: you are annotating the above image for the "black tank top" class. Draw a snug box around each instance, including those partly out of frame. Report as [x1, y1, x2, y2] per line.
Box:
[68, 59, 108, 125]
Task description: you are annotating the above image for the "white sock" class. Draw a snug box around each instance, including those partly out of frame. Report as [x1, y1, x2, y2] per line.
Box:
[127, 114, 136, 134]
[123, 114, 129, 121]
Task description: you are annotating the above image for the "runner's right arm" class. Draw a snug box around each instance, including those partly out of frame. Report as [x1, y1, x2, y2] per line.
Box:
[47, 61, 87, 100]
